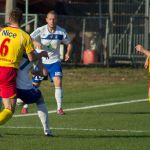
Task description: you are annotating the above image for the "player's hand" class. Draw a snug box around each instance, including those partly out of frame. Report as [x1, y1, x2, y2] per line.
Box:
[33, 40, 42, 49]
[135, 44, 144, 53]
[39, 51, 49, 59]
[64, 53, 70, 62]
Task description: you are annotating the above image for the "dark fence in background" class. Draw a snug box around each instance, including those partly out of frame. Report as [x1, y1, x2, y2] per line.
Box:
[0, 0, 149, 67]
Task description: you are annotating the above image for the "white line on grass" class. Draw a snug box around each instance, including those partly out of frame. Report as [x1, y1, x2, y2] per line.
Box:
[0, 126, 150, 133]
[13, 98, 147, 117]
[0, 98, 148, 134]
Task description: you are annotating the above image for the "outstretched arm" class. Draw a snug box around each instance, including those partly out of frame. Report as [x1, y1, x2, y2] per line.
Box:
[135, 44, 150, 57]
[27, 50, 49, 62]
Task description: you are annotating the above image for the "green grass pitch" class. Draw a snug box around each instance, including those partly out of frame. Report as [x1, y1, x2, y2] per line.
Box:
[0, 67, 150, 150]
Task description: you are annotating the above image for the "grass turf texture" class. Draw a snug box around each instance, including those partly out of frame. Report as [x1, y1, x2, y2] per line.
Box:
[0, 67, 150, 150]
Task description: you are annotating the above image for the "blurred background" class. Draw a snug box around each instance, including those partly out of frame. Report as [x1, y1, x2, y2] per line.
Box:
[0, 0, 149, 67]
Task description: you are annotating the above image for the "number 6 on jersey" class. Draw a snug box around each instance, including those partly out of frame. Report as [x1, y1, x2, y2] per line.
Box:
[0, 38, 10, 57]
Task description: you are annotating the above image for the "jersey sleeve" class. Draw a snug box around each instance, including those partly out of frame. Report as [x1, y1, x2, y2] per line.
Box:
[62, 30, 71, 45]
[24, 35, 34, 54]
[30, 28, 41, 41]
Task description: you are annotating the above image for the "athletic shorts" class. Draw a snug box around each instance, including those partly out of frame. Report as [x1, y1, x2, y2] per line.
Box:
[44, 62, 62, 82]
[17, 88, 41, 104]
[0, 67, 17, 98]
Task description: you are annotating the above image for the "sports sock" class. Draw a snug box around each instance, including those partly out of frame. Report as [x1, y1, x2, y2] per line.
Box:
[148, 97, 150, 102]
[55, 87, 63, 110]
[37, 103, 50, 132]
[0, 108, 13, 125]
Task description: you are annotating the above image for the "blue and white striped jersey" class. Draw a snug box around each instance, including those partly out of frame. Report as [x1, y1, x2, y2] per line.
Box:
[30, 25, 71, 64]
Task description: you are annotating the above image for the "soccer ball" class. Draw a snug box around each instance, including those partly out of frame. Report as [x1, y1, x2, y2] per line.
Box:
[16, 98, 24, 106]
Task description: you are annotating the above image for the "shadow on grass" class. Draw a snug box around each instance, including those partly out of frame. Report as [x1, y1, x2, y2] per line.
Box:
[1, 134, 150, 139]
[99, 111, 150, 115]
[1, 132, 150, 139]
[0, 132, 41, 137]
[47, 134, 150, 139]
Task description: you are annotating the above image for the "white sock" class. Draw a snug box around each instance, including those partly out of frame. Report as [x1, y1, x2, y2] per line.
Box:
[37, 103, 50, 132]
[55, 87, 63, 110]
[23, 104, 28, 109]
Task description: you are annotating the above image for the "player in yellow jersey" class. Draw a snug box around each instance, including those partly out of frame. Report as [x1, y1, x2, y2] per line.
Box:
[135, 44, 150, 102]
[0, 8, 48, 125]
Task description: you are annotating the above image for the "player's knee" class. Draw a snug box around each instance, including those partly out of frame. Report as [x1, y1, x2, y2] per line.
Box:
[54, 77, 62, 87]
[0, 108, 13, 125]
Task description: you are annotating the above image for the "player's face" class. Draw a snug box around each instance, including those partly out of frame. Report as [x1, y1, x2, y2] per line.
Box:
[46, 13, 57, 29]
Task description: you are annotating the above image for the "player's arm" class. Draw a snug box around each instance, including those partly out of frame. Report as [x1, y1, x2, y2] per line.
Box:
[25, 35, 48, 62]
[135, 44, 150, 57]
[32, 59, 48, 76]
[30, 28, 42, 49]
[65, 43, 72, 61]
[40, 62, 48, 76]
[144, 57, 149, 69]
[62, 31, 72, 61]
[27, 50, 49, 62]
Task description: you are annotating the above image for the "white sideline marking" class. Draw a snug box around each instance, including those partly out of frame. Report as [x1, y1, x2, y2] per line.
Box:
[0, 126, 150, 133]
[13, 98, 147, 118]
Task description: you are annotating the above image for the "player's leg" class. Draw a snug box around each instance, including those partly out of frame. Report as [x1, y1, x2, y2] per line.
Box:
[0, 108, 13, 125]
[53, 77, 64, 115]
[44, 62, 64, 115]
[17, 88, 52, 136]
[0, 67, 17, 125]
[0, 96, 16, 125]
[36, 95, 52, 136]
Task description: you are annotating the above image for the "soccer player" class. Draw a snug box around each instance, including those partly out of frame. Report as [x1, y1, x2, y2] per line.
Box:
[19, 56, 48, 114]
[30, 10, 72, 115]
[16, 53, 53, 136]
[135, 44, 150, 102]
[0, 8, 48, 125]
